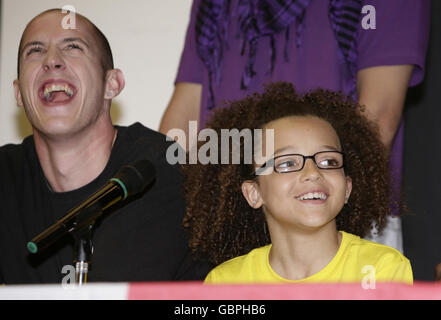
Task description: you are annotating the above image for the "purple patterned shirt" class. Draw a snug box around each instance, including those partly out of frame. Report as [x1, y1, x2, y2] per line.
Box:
[176, 0, 430, 198]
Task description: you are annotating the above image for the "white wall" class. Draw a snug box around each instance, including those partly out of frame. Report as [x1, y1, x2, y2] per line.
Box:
[0, 0, 192, 145]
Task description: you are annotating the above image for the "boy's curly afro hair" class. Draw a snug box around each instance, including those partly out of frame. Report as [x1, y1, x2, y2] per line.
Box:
[183, 82, 397, 266]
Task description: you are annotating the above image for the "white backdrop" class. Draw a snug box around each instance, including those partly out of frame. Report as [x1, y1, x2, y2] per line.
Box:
[0, 0, 193, 145]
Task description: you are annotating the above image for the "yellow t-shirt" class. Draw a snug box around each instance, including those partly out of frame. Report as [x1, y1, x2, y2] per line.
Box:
[204, 231, 413, 284]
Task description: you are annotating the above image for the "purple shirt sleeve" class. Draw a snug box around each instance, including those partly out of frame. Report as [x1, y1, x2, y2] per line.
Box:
[357, 0, 431, 87]
[175, 0, 204, 85]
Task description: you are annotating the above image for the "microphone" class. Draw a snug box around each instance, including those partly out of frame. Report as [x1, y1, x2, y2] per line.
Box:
[27, 159, 156, 254]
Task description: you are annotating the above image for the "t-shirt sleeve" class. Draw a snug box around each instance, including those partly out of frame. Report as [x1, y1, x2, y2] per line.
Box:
[204, 268, 218, 284]
[357, 0, 431, 87]
[175, 0, 205, 85]
[376, 252, 414, 285]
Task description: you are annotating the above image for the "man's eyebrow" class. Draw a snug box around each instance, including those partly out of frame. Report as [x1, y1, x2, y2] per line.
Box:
[21, 41, 45, 54]
[20, 37, 90, 55]
[62, 37, 89, 48]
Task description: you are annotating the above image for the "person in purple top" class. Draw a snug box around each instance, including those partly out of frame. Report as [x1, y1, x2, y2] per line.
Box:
[159, 0, 430, 251]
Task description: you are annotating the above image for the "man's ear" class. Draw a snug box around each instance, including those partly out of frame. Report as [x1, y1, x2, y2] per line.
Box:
[104, 69, 125, 100]
[13, 80, 24, 107]
[241, 180, 263, 209]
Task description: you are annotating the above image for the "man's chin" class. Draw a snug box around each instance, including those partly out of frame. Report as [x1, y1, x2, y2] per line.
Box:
[33, 120, 81, 140]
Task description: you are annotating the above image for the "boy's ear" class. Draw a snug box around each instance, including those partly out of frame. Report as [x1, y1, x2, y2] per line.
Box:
[13, 80, 24, 107]
[345, 176, 352, 203]
[104, 69, 125, 100]
[241, 180, 263, 209]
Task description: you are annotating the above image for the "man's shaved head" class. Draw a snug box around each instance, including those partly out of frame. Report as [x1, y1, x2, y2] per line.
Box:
[17, 9, 114, 77]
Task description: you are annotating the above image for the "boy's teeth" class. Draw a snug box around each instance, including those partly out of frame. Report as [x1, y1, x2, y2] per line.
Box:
[298, 192, 327, 200]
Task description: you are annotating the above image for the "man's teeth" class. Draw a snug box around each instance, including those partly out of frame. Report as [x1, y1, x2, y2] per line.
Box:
[43, 84, 74, 99]
[297, 192, 328, 200]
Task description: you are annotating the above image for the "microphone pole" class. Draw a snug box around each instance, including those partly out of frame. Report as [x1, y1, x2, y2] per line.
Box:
[71, 184, 122, 286]
[74, 226, 93, 285]
[73, 204, 101, 286]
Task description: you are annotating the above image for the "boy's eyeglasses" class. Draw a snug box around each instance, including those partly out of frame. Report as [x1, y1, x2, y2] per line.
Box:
[254, 151, 344, 176]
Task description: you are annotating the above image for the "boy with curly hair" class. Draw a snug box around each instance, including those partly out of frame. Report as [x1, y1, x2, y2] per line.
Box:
[183, 82, 412, 284]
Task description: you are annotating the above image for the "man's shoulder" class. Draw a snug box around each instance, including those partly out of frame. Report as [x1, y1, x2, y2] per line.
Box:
[0, 141, 24, 155]
[0, 138, 36, 193]
[124, 122, 171, 143]
[0, 137, 33, 167]
[116, 123, 184, 179]
[121, 122, 177, 152]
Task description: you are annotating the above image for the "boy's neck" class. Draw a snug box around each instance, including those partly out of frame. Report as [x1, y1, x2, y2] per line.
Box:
[268, 224, 341, 281]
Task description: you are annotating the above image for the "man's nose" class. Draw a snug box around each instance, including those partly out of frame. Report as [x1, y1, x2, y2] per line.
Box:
[42, 46, 65, 71]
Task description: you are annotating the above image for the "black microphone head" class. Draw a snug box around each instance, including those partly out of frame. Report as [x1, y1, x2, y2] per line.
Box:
[112, 159, 156, 198]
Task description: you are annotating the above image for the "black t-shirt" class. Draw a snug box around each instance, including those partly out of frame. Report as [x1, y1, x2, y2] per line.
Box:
[0, 123, 212, 284]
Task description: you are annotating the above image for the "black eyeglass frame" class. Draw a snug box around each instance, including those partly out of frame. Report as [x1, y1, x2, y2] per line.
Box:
[254, 151, 345, 176]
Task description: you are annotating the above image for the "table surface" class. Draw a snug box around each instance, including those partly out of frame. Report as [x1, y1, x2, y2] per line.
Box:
[1, 281, 441, 300]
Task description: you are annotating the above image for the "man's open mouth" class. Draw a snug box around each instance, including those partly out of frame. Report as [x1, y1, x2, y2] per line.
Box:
[39, 81, 76, 104]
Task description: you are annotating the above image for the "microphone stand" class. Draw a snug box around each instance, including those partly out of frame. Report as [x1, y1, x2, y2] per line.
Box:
[72, 203, 102, 286]
[73, 225, 93, 285]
